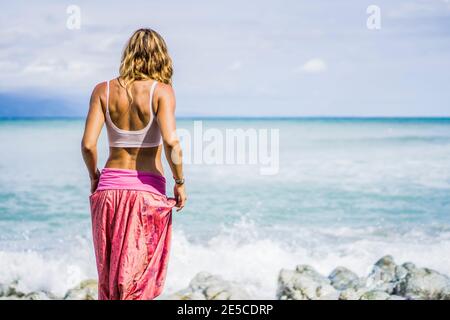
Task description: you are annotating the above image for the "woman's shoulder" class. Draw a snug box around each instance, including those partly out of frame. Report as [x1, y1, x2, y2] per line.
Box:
[89, 81, 110, 110]
[92, 80, 109, 95]
[155, 81, 175, 99]
[153, 81, 175, 113]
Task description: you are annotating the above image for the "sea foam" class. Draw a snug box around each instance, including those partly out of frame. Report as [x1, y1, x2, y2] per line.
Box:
[2, 218, 449, 299]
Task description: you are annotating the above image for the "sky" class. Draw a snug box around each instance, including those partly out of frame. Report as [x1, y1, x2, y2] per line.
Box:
[0, 0, 449, 117]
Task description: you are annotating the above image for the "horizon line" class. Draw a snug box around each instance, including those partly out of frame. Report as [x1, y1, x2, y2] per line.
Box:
[1, 115, 450, 121]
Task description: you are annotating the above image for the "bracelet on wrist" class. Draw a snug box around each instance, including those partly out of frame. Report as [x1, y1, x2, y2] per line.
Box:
[174, 177, 185, 185]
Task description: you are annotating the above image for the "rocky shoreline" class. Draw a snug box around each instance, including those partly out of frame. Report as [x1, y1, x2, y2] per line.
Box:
[1, 255, 449, 300]
[276, 255, 450, 300]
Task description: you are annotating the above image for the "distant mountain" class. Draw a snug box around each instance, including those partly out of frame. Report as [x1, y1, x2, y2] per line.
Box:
[0, 93, 86, 117]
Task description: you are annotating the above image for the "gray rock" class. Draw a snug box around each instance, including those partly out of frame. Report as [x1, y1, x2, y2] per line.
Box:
[0, 296, 23, 300]
[328, 267, 361, 290]
[402, 262, 417, 271]
[360, 290, 391, 300]
[0, 283, 7, 297]
[166, 288, 206, 300]
[4, 280, 26, 298]
[64, 279, 98, 300]
[394, 265, 409, 281]
[388, 295, 407, 300]
[277, 265, 339, 300]
[0, 292, 56, 300]
[394, 267, 450, 300]
[339, 287, 368, 300]
[166, 272, 250, 300]
[24, 291, 56, 300]
[366, 255, 397, 293]
[0, 281, 54, 300]
[277, 256, 450, 300]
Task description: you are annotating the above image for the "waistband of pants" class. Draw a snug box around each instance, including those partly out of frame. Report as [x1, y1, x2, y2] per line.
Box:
[96, 168, 166, 196]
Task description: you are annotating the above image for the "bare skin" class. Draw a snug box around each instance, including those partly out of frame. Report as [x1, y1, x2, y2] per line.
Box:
[81, 78, 186, 211]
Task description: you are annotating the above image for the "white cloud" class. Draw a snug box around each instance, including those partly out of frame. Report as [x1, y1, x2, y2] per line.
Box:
[299, 58, 327, 74]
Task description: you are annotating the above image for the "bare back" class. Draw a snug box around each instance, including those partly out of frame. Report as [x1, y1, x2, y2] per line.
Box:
[101, 78, 164, 175]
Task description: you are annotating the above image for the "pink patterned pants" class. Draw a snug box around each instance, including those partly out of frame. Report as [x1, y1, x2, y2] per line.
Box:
[90, 186, 176, 300]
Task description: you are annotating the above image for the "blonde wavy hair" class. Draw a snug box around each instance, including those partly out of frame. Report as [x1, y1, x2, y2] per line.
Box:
[119, 28, 173, 102]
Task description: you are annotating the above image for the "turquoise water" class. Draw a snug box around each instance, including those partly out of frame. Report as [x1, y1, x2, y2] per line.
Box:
[0, 118, 450, 298]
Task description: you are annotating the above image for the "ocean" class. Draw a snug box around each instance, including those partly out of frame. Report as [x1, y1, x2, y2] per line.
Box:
[0, 117, 449, 299]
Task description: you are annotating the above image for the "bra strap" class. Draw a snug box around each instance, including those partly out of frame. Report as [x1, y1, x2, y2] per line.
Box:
[149, 81, 158, 115]
[105, 80, 110, 113]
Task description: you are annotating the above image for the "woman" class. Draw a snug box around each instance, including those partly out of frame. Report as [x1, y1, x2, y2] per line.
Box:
[81, 28, 187, 300]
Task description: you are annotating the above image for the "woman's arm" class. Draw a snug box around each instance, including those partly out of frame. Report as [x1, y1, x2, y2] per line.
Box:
[156, 83, 187, 211]
[81, 82, 105, 193]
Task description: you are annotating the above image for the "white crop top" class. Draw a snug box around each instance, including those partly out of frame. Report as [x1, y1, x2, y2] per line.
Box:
[104, 80, 162, 148]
